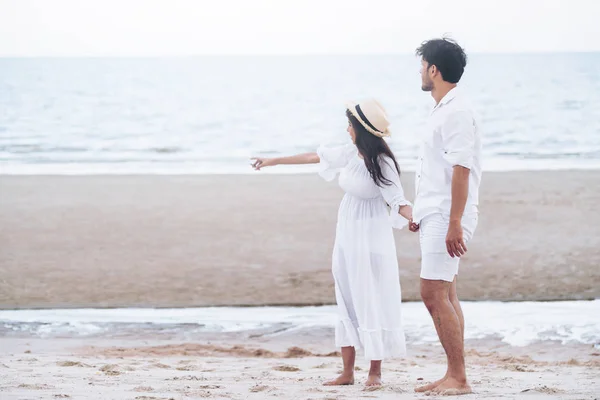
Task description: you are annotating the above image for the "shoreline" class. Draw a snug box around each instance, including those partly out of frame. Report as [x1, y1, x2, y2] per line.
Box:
[3, 164, 600, 176]
[0, 298, 598, 312]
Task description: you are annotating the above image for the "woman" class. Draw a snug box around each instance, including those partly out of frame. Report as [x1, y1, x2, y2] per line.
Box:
[251, 99, 414, 388]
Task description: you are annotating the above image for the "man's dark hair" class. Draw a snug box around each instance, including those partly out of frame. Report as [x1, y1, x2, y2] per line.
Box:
[416, 38, 467, 84]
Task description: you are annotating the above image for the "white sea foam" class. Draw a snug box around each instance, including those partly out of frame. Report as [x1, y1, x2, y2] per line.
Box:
[1, 301, 598, 347]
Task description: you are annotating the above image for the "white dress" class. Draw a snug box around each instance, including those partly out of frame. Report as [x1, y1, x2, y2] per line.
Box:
[317, 143, 409, 361]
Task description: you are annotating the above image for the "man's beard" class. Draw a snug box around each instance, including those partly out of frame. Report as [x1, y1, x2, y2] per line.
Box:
[421, 80, 433, 92]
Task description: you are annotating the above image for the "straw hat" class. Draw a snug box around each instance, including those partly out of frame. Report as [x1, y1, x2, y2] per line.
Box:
[346, 99, 391, 138]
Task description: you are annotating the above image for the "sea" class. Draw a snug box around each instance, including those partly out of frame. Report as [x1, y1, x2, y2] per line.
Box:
[1, 301, 599, 348]
[1, 55, 599, 347]
[1, 53, 600, 174]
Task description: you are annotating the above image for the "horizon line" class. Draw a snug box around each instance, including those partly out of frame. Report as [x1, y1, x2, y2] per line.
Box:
[0, 50, 599, 58]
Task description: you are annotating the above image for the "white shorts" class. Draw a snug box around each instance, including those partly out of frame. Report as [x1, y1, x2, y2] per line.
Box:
[419, 213, 478, 282]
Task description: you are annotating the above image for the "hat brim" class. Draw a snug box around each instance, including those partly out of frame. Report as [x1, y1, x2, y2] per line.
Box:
[345, 101, 391, 138]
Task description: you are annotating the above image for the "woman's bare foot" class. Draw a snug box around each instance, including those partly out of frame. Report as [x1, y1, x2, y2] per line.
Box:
[429, 377, 472, 396]
[415, 375, 447, 393]
[365, 360, 382, 389]
[365, 374, 382, 388]
[323, 373, 354, 386]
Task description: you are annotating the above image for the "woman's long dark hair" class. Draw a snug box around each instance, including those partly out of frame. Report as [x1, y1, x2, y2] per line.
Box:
[346, 109, 400, 187]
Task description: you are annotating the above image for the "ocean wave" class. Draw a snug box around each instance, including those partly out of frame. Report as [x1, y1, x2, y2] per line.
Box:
[1, 55, 599, 173]
[1, 301, 598, 347]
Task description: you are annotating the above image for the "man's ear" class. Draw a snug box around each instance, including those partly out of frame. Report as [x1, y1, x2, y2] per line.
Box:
[429, 64, 438, 78]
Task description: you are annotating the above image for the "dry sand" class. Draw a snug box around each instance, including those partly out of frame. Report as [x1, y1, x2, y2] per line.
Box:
[1, 171, 599, 308]
[1, 335, 598, 399]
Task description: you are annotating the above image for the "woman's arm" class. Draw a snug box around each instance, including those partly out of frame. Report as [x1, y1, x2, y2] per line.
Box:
[378, 157, 415, 229]
[251, 152, 319, 170]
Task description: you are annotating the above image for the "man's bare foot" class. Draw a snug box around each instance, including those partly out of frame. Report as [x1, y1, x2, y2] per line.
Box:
[429, 377, 472, 396]
[415, 376, 447, 393]
[323, 373, 354, 386]
[365, 374, 382, 388]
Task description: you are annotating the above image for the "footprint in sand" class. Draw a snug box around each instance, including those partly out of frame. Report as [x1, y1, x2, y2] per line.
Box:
[272, 365, 301, 372]
[521, 385, 565, 394]
[99, 364, 122, 376]
[306, 387, 323, 393]
[249, 384, 275, 393]
[175, 365, 197, 371]
[383, 385, 405, 393]
[57, 361, 91, 368]
[134, 386, 154, 392]
[53, 395, 71, 399]
[166, 375, 207, 381]
[134, 397, 175, 400]
[506, 365, 534, 372]
[181, 389, 216, 397]
[17, 357, 38, 362]
[363, 385, 384, 392]
[150, 363, 171, 369]
[18, 383, 54, 390]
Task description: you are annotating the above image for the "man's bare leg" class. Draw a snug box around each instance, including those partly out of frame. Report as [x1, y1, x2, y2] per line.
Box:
[415, 276, 465, 393]
[416, 276, 465, 393]
[450, 276, 465, 341]
[416, 279, 471, 395]
[323, 346, 355, 386]
[365, 360, 382, 387]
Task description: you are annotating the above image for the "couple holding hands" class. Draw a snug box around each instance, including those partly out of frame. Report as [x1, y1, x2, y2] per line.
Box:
[251, 38, 482, 396]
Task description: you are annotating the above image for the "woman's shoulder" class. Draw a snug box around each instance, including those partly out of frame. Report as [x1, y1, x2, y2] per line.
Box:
[318, 142, 357, 159]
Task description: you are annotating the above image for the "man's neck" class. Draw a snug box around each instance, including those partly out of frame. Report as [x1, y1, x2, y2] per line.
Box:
[432, 82, 457, 105]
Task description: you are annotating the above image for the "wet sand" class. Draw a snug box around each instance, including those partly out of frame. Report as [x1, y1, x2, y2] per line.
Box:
[1, 171, 599, 308]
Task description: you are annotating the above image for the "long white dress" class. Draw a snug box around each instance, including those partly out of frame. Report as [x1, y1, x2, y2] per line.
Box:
[317, 143, 409, 361]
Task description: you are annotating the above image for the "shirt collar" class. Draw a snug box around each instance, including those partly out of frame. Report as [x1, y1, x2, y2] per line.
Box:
[432, 86, 459, 111]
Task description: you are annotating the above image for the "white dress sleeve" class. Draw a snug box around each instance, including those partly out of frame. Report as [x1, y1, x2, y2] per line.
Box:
[316, 143, 357, 181]
[378, 156, 412, 229]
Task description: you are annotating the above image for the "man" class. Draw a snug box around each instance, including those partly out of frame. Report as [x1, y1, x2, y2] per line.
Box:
[408, 38, 482, 395]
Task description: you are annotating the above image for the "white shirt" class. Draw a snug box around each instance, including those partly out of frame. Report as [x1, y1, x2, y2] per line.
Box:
[413, 87, 482, 223]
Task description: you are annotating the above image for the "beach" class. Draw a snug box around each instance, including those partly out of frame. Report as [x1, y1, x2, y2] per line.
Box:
[1, 171, 599, 309]
[1, 171, 600, 399]
[1, 332, 599, 399]
[2, 6, 600, 396]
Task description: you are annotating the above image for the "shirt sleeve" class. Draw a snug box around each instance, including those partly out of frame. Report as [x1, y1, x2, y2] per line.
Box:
[316, 143, 356, 181]
[378, 156, 412, 229]
[441, 110, 475, 169]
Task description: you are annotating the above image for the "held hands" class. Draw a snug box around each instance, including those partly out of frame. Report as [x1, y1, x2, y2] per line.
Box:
[399, 205, 420, 232]
[251, 157, 277, 171]
[408, 220, 420, 232]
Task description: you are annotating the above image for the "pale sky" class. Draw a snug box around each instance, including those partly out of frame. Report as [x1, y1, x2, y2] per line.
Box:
[1, 0, 599, 56]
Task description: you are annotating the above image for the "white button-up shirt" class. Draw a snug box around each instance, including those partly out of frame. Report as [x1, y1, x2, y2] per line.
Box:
[413, 87, 482, 223]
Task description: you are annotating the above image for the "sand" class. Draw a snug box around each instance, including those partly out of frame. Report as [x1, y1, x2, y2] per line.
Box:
[1, 334, 599, 399]
[1, 171, 599, 398]
[1, 171, 599, 308]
